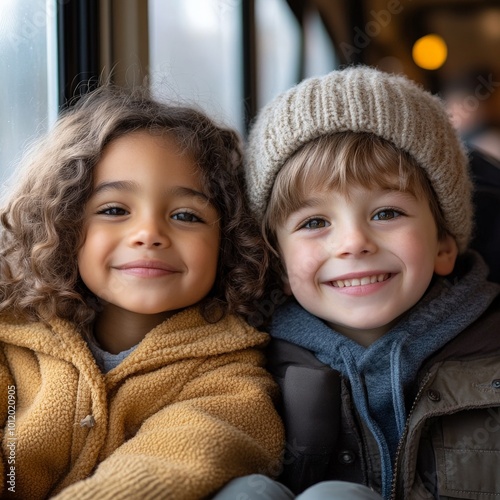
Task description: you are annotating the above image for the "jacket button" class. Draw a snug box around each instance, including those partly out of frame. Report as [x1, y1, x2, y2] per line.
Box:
[427, 389, 441, 402]
[338, 450, 356, 465]
[492, 379, 500, 389]
[80, 415, 95, 428]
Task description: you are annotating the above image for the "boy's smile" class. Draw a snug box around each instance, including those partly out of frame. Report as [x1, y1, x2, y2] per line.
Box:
[325, 271, 392, 295]
[276, 185, 457, 346]
[78, 131, 221, 349]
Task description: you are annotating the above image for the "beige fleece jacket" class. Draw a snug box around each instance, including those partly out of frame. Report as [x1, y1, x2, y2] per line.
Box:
[0, 307, 284, 499]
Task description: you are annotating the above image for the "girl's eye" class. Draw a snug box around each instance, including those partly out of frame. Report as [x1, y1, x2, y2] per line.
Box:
[98, 206, 128, 216]
[300, 218, 329, 230]
[372, 209, 403, 221]
[172, 212, 202, 223]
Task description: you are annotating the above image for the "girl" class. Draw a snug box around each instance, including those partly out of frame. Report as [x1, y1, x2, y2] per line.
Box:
[0, 86, 283, 499]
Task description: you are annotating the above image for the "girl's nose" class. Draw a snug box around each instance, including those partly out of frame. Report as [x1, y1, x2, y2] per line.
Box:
[130, 216, 170, 249]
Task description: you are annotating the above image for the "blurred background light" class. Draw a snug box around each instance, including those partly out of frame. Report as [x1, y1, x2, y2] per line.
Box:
[412, 34, 447, 70]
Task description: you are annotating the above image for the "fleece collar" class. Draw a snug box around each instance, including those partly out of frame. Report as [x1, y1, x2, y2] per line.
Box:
[0, 307, 267, 388]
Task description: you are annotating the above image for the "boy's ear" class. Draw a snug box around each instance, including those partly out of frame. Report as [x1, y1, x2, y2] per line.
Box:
[434, 234, 459, 276]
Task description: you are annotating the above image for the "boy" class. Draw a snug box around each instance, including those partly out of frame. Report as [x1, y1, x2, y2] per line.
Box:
[231, 67, 500, 499]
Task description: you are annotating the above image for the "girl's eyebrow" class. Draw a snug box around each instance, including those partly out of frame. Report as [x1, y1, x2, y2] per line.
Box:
[93, 180, 139, 195]
[169, 186, 210, 204]
[92, 181, 210, 203]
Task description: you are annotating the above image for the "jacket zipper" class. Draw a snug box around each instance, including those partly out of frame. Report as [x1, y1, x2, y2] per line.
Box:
[390, 371, 433, 499]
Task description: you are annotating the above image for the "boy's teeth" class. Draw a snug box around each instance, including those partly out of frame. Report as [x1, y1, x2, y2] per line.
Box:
[332, 273, 389, 288]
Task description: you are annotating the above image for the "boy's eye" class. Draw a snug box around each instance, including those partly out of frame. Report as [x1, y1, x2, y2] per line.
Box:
[300, 218, 329, 230]
[98, 206, 128, 216]
[172, 212, 202, 223]
[372, 209, 402, 221]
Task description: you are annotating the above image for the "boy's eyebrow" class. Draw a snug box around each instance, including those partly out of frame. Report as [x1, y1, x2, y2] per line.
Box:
[92, 181, 210, 203]
[293, 195, 325, 210]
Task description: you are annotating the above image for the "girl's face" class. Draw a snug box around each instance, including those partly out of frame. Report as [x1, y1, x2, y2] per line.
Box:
[275, 184, 457, 346]
[78, 131, 220, 320]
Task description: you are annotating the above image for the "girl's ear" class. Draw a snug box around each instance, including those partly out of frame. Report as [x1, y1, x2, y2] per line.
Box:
[434, 234, 459, 276]
[282, 278, 293, 296]
[274, 242, 293, 296]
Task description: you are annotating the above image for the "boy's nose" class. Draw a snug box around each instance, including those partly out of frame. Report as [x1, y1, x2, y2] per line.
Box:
[333, 223, 377, 257]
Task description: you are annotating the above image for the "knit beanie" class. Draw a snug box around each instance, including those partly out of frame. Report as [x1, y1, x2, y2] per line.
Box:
[245, 66, 473, 252]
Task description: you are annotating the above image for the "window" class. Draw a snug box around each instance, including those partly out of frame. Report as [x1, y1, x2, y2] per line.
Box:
[256, 0, 338, 108]
[303, 8, 338, 79]
[0, 0, 58, 187]
[256, 0, 300, 108]
[148, 0, 243, 133]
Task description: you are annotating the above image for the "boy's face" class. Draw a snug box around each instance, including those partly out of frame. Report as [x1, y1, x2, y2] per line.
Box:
[78, 131, 220, 320]
[275, 184, 458, 346]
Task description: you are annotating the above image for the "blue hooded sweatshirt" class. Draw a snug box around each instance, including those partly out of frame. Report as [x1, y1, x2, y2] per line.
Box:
[271, 251, 500, 498]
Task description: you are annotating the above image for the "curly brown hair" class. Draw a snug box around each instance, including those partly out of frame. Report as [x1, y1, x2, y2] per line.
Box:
[0, 86, 268, 328]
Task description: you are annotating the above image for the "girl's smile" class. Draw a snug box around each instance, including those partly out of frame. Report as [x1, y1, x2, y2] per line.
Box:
[113, 259, 180, 277]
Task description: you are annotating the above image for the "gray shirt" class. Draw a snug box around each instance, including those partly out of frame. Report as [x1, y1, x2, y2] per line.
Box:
[87, 336, 138, 373]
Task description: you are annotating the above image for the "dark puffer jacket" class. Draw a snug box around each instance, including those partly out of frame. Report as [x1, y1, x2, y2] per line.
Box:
[469, 148, 500, 283]
[268, 295, 500, 499]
